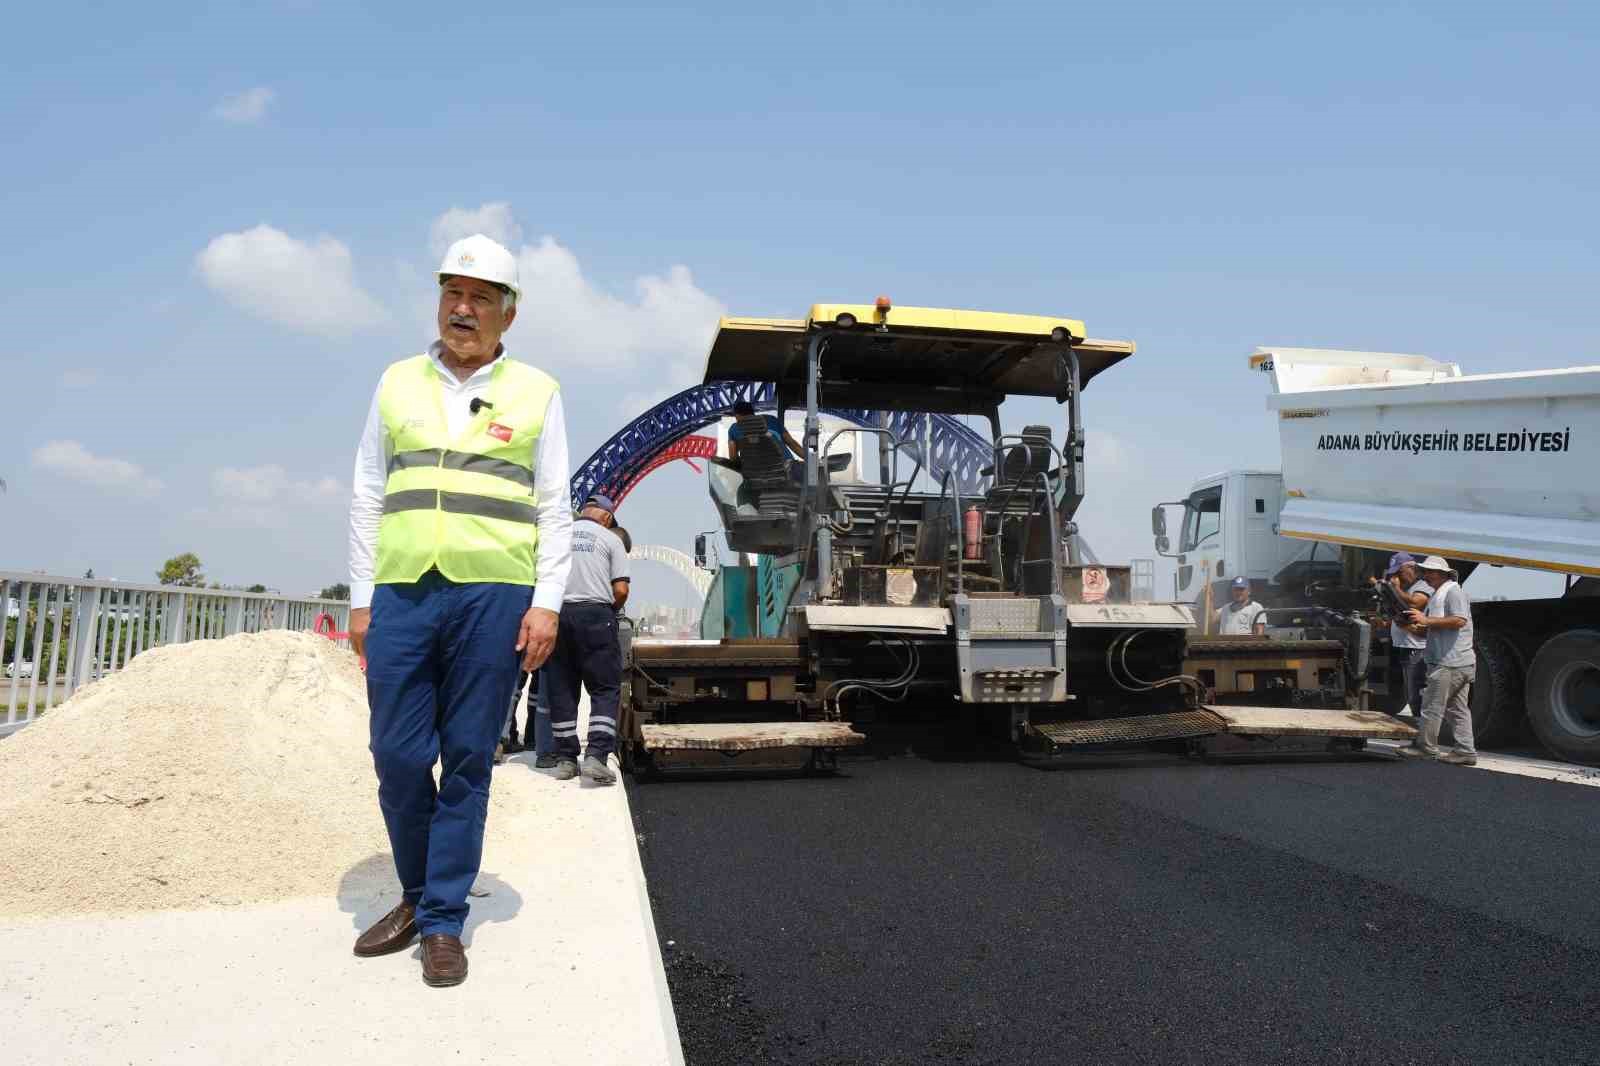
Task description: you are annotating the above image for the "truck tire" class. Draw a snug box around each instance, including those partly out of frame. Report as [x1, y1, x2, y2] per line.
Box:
[1524, 628, 1600, 766]
[1467, 632, 1524, 748]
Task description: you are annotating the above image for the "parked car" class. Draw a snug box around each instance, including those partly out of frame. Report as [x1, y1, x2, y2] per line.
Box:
[5, 660, 36, 679]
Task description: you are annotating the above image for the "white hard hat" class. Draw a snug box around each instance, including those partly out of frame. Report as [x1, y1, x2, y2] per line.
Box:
[1417, 555, 1453, 573]
[437, 234, 520, 299]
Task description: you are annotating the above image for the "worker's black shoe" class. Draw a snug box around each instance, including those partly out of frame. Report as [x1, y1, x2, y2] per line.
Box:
[582, 755, 617, 785]
[553, 757, 580, 780]
[421, 933, 468, 987]
[353, 900, 418, 957]
[534, 753, 558, 769]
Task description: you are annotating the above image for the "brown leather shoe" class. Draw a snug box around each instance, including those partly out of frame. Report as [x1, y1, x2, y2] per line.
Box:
[421, 933, 468, 987]
[353, 901, 418, 957]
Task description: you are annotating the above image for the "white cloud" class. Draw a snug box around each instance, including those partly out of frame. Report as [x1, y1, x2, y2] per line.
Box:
[60, 369, 100, 389]
[213, 464, 343, 505]
[196, 224, 387, 337]
[429, 203, 523, 257]
[213, 86, 275, 124]
[205, 465, 344, 527]
[422, 204, 726, 412]
[513, 235, 724, 391]
[31, 440, 163, 497]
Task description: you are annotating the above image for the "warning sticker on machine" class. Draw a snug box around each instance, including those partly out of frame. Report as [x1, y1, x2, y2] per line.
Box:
[1081, 566, 1108, 603]
[1316, 427, 1572, 454]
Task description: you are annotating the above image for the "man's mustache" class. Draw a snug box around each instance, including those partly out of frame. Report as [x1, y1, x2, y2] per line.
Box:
[448, 314, 479, 330]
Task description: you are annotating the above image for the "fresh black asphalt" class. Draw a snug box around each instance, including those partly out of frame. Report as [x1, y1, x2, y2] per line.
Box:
[630, 749, 1600, 1065]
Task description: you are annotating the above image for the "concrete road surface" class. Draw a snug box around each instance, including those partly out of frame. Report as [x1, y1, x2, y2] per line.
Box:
[1, 692, 683, 1066]
[632, 750, 1600, 1065]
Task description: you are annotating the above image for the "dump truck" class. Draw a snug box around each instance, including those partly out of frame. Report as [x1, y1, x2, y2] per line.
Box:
[619, 307, 1410, 774]
[1154, 347, 1600, 765]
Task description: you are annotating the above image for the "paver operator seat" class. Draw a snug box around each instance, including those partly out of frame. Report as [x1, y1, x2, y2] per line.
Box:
[708, 413, 844, 556]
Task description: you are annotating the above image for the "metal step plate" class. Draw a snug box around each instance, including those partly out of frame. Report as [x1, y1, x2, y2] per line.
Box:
[1205, 705, 1417, 740]
[641, 722, 866, 752]
[1186, 638, 1346, 657]
[1031, 710, 1227, 746]
[967, 596, 1048, 635]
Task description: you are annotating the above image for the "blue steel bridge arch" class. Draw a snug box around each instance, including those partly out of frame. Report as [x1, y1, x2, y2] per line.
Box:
[569, 380, 994, 510]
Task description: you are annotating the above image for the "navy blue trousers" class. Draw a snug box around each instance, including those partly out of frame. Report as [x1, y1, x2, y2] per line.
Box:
[366, 573, 531, 937]
[545, 601, 622, 760]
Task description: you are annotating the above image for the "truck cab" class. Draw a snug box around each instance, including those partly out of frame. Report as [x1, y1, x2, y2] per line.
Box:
[1155, 470, 1323, 609]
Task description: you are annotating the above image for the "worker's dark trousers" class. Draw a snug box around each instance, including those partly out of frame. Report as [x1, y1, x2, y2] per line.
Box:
[366, 573, 531, 937]
[545, 601, 622, 762]
[1392, 647, 1427, 718]
[502, 669, 554, 753]
[502, 669, 534, 746]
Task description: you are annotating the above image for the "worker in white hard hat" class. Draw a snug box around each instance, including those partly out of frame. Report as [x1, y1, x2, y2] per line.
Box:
[346, 233, 573, 987]
[1398, 555, 1477, 765]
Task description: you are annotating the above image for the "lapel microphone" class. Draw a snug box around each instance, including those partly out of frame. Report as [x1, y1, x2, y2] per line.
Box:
[470, 397, 495, 415]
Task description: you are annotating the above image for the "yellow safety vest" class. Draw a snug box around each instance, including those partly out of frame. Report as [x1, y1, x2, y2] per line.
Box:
[374, 354, 559, 586]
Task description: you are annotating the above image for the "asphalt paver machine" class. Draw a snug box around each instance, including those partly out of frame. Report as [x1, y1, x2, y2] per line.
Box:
[621, 303, 1409, 773]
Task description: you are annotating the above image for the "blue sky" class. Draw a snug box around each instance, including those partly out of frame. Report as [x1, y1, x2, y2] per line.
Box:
[2, 1, 1595, 606]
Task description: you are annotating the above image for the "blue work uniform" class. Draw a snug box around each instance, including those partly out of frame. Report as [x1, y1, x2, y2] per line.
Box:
[546, 518, 630, 762]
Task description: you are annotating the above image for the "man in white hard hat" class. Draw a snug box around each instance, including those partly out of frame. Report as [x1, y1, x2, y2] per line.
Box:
[346, 233, 573, 986]
[1399, 555, 1477, 765]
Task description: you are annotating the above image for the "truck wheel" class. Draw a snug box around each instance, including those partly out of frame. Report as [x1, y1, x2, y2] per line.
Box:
[1524, 628, 1600, 766]
[1466, 632, 1524, 748]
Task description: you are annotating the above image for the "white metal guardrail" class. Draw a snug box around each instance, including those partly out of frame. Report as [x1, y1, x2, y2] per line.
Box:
[1, 570, 350, 736]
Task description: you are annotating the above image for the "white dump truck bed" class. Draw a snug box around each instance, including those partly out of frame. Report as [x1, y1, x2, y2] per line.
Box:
[1256, 348, 1600, 577]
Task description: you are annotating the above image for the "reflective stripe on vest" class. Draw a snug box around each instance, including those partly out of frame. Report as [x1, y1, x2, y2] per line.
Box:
[372, 354, 559, 586]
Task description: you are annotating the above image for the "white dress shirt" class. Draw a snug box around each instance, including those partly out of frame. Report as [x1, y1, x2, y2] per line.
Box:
[348, 343, 573, 612]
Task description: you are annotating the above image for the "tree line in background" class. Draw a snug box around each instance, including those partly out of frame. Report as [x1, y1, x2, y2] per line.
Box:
[153, 552, 346, 599]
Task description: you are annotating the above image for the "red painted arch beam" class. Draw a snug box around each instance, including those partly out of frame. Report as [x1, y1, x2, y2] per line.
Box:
[614, 434, 719, 507]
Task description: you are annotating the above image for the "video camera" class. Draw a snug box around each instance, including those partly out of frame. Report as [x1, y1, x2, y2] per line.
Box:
[1374, 577, 1411, 618]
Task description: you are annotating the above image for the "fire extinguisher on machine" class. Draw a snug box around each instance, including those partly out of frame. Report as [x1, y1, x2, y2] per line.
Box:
[963, 506, 983, 559]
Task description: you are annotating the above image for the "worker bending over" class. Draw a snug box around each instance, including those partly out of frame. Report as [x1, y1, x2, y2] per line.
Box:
[545, 494, 631, 785]
[347, 234, 572, 987]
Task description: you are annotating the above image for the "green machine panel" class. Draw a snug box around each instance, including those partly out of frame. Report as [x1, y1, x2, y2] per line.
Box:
[699, 564, 758, 640]
[757, 555, 802, 638]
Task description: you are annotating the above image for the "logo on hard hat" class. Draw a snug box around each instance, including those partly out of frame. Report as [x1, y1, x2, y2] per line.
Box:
[457, 252, 476, 268]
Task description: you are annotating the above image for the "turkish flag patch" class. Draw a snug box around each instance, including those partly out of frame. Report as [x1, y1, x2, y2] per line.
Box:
[487, 422, 513, 443]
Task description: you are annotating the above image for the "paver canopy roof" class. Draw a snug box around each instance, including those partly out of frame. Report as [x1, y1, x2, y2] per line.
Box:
[703, 304, 1135, 414]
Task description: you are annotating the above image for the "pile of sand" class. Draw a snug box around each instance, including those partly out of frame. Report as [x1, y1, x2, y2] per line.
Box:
[0, 630, 529, 918]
